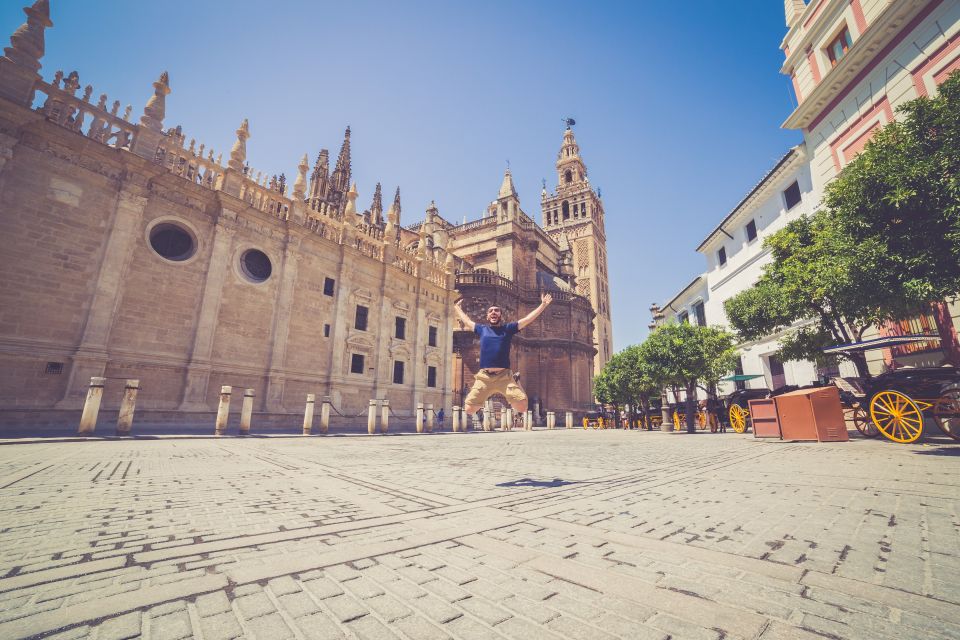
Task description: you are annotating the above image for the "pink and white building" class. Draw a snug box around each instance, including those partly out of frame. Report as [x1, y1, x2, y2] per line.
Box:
[782, 0, 960, 370]
[655, 0, 960, 393]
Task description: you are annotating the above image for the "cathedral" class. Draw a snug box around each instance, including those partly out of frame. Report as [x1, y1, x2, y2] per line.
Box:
[0, 0, 611, 430]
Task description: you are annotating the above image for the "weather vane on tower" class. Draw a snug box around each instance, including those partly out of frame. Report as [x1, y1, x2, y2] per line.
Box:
[563, 117, 576, 129]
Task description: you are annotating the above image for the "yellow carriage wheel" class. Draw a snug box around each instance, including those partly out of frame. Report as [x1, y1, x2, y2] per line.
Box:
[869, 390, 924, 444]
[933, 390, 960, 442]
[729, 404, 749, 434]
[594, 417, 604, 430]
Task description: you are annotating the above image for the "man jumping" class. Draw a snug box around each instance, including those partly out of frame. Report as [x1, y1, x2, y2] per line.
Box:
[453, 293, 553, 422]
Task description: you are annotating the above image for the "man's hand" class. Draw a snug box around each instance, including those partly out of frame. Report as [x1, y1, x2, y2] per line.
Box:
[518, 292, 553, 330]
[453, 297, 475, 331]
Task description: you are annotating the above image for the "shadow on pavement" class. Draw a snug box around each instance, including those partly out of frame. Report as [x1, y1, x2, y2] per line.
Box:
[496, 477, 576, 488]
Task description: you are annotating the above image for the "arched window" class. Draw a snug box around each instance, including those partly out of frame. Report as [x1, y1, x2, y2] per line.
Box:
[564, 170, 572, 184]
[562, 201, 570, 220]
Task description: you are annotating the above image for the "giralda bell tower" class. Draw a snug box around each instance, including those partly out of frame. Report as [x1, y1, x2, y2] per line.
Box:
[541, 124, 612, 375]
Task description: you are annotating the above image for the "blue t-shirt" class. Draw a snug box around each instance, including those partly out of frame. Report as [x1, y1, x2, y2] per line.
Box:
[475, 322, 520, 369]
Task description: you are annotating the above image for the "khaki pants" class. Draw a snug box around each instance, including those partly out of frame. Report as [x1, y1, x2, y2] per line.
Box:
[465, 369, 527, 406]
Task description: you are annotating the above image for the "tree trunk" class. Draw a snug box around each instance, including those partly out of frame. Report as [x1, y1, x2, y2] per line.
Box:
[685, 380, 697, 433]
[847, 351, 869, 378]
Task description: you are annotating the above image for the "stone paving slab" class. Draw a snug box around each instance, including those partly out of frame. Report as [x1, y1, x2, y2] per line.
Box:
[0, 429, 958, 639]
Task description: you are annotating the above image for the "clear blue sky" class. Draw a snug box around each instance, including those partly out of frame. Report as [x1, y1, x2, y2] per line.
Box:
[2, 0, 801, 351]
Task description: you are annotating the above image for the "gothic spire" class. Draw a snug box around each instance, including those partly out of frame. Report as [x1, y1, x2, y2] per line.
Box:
[228, 119, 249, 172]
[370, 182, 383, 225]
[0, 0, 53, 106]
[391, 186, 401, 224]
[293, 153, 309, 200]
[330, 126, 351, 193]
[498, 168, 517, 199]
[140, 71, 170, 132]
[309, 149, 329, 200]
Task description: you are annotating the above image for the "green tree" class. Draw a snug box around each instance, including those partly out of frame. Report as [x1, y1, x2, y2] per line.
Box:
[724, 212, 887, 376]
[638, 323, 738, 432]
[726, 70, 960, 373]
[595, 345, 661, 428]
[824, 70, 960, 307]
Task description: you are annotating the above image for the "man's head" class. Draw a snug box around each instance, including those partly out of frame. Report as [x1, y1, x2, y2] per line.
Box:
[486, 305, 503, 325]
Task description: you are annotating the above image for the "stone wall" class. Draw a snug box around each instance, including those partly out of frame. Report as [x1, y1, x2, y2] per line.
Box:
[0, 102, 455, 431]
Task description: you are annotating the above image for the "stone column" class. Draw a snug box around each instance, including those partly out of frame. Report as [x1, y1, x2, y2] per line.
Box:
[115, 379, 140, 436]
[367, 399, 378, 435]
[525, 410, 533, 431]
[426, 403, 434, 432]
[77, 377, 105, 435]
[565, 411, 573, 429]
[265, 234, 303, 412]
[416, 402, 424, 434]
[325, 244, 352, 395]
[452, 406, 461, 432]
[239, 388, 254, 435]
[58, 190, 148, 409]
[320, 396, 331, 434]
[547, 411, 555, 429]
[180, 219, 236, 410]
[380, 398, 389, 434]
[504, 408, 513, 431]
[302, 393, 315, 435]
[214, 386, 232, 435]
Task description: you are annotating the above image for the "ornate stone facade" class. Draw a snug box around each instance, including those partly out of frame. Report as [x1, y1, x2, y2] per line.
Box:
[0, 1, 603, 429]
[541, 127, 612, 374]
[439, 168, 598, 413]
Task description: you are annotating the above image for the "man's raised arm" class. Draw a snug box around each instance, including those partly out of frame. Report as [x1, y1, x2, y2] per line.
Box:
[453, 299, 476, 332]
[518, 293, 553, 330]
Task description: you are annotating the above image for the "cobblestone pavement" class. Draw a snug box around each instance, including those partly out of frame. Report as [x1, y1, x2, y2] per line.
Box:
[1, 429, 959, 639]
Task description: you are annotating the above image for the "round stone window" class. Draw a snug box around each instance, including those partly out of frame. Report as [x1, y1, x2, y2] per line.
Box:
[240, 249, 272, 283]
[149, 223, 196, 262]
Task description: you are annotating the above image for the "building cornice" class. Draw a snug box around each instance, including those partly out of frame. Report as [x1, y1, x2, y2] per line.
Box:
[662, 275, 704, 311]
[782, 0, 936, 131]
[696, 145, 806, 253]
[780, 0, 849, 73]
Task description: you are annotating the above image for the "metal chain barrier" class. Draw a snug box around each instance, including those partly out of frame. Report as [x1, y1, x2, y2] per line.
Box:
[326, 402, 369, 418]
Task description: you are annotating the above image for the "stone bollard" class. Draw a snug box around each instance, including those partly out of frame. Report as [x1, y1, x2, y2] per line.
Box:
[115, 379, 140, 437]
[452, 406, 461, 432]
[303, 393, 316, 435]
[78, 377, 106, 435]
[320, 396, 331, 434]
[367, 399, 378, 435]
[525, 410, 533, 430]
[565, 411, 573, 429]
[500, 408, 508, 431]
[215, 386, 232, 436]
[547, 411, 555, 429]
[426, 403, 434, 432]
[416, 402, 424, 434]
[533, 402, 541, 426]
[380, 398, 389, 434]
[484, 400, 493, 431]
[239, 389, 255, 435]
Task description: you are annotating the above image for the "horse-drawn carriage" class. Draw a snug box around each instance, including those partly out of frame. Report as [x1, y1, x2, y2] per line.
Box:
[822, 335, 960, 443]
[721, 335, 960, 444]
